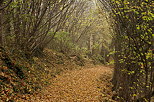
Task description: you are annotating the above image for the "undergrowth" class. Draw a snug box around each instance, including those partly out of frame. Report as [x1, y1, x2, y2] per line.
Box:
[97, 66, 115, 102]
[0, 48, 86, 102]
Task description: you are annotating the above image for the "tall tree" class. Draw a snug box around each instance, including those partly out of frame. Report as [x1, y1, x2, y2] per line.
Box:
[99, 0, 154, 101]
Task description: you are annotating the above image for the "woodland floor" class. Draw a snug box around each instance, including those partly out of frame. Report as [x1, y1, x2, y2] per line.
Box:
[17, 66, 114, 102]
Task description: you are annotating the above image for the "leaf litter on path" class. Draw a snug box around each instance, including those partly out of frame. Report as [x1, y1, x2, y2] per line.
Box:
[17, 66, 114, 102]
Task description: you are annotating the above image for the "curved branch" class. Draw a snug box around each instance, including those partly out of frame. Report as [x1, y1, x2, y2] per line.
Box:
[0, 0, 12, 10]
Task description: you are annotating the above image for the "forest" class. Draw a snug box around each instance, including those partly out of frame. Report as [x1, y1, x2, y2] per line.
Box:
[0, 0, 153, 102]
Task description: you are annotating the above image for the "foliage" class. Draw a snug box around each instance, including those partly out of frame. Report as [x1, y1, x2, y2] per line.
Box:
[0, 0, 113, 64]
[0, 47, 88, 101]
[0, 0, 76, 56]
[99, 0, 154, 101]
[53, 31, 74, 53]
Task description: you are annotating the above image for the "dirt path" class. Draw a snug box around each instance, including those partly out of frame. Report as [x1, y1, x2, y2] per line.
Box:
[20, 66, 113, 102]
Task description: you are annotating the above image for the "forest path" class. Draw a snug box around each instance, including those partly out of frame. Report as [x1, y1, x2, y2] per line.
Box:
[21, 66, 113, 102]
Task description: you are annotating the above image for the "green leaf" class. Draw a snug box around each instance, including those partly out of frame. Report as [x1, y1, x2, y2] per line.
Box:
[133, 94, 137, 97]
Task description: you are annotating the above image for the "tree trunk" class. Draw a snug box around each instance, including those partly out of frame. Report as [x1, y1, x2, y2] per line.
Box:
[0, 11, 3, 46]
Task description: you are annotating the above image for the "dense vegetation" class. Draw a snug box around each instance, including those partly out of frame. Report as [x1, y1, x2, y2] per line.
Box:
[0, 0, 112, 101]
[99, 0, 154, 101]
[0, 0, 153, 101]
[0, 0, 112, 62]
